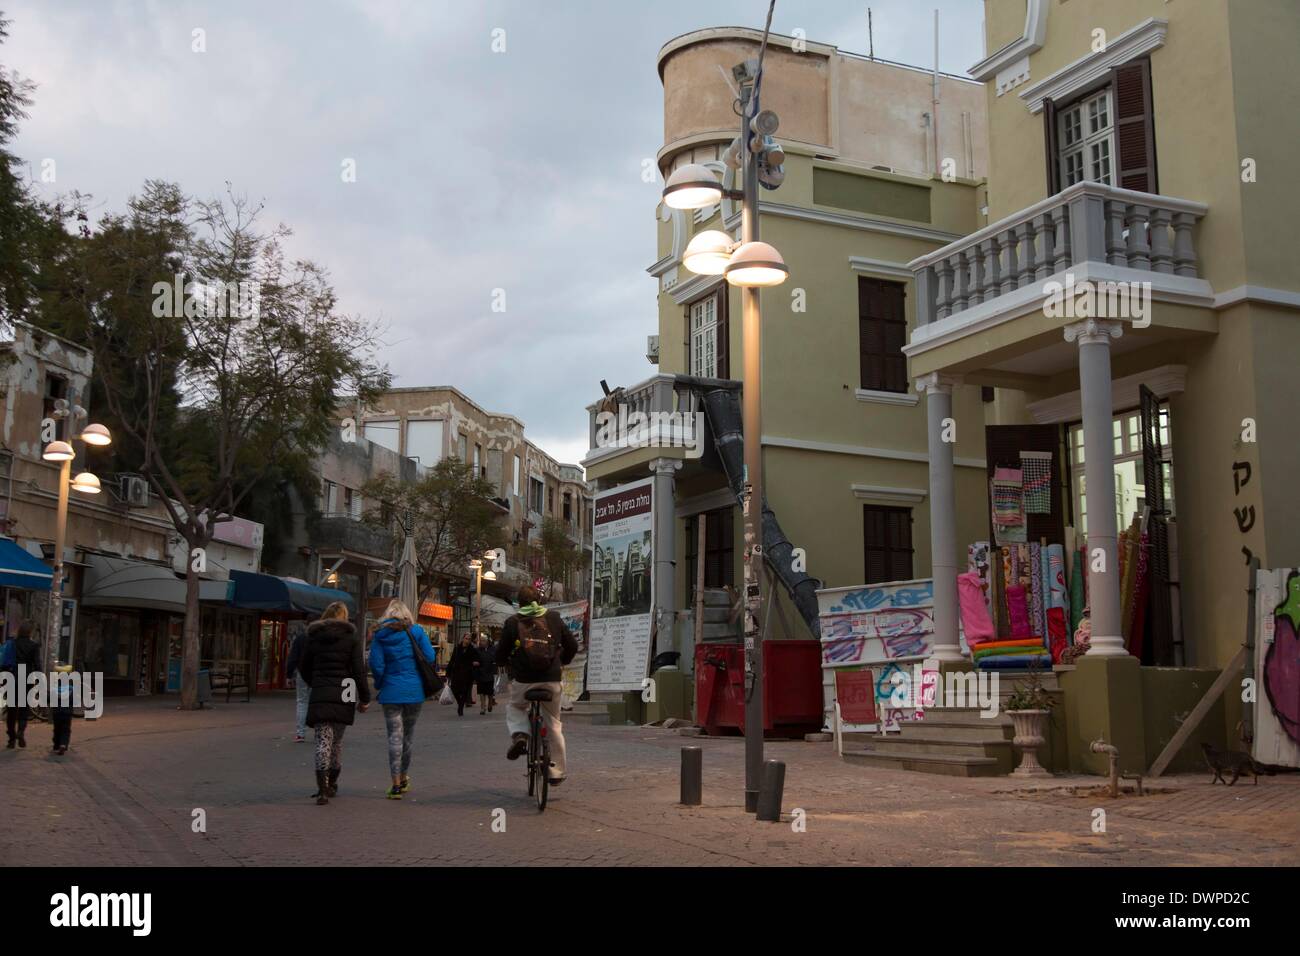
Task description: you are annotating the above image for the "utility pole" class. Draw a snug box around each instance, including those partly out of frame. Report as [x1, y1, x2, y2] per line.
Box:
[738, 61, 765, 815]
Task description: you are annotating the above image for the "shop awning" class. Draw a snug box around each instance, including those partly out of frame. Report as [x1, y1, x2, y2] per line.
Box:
[229, 570, 355, 616]
[0, 539, 53, 591]
[81, 554, 232, 614]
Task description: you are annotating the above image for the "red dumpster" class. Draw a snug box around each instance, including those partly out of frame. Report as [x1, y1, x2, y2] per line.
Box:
[694, 640, 823, 738]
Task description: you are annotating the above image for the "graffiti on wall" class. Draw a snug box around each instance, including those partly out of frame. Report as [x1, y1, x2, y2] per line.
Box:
[1264, 571, 1300, 746]
[1233, 460, 1255, 564]
[822, 581, 933, 615]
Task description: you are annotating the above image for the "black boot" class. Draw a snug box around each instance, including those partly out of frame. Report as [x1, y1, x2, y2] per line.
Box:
[327, 767, 341, 798]
[313, 770, 329, 805]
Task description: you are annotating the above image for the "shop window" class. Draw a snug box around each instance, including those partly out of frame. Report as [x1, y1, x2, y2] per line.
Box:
[1067, 402, 1174, 536]
[863, 505, 913, 584]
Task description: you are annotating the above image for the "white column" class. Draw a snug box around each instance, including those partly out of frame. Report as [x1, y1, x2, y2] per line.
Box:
[650, 458, 681, 653]
[1064, 318, 1128, 657]
[917, 372, 964, 662]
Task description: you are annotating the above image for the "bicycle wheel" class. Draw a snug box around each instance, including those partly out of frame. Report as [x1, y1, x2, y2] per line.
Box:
[525, 707, 538, 797]
[536, 740, 550, 811]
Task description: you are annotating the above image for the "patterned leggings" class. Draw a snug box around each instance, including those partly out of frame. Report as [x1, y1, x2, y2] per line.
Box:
[382, 703, 422, 778]
[314, 722, 346, 773]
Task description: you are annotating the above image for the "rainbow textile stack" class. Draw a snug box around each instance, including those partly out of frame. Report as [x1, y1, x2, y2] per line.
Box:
[970, 639, 1052, 669]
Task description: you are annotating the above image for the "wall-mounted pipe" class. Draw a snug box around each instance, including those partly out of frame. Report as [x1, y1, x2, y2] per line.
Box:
[1091, 737, 1120, 797]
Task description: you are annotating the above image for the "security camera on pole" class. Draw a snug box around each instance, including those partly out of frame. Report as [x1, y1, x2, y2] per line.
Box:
[660, 2, 786, 814]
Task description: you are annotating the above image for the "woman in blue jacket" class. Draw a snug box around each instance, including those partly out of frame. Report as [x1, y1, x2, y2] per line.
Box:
[368, 600, 438, 799]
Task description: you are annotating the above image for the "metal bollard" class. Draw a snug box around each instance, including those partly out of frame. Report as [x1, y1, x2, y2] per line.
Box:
[756, 759, 785, 821]
[680, 746, 702, 806]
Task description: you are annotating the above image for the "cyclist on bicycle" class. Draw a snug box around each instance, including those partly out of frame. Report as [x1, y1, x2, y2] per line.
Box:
[497, 586, 576, 785]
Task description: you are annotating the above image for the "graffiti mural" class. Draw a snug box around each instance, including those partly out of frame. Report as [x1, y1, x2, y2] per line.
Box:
[1264, 571, 1300, 746]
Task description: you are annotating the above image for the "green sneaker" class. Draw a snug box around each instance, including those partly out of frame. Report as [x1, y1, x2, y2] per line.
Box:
[398, 775, 411, 794]
[385, 785, 403, 800]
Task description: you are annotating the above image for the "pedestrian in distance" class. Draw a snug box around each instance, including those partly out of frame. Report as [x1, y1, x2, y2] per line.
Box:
[285, 623, 310, 742]
[298, 601, 370, 805]
[476, 634, 497, 715]
[447, 632, 478, 717]
[368, 599, 438, 799]
[51, 663, 74, 756]
[2, 621, 41, 749]
[497, 586, 577, 786]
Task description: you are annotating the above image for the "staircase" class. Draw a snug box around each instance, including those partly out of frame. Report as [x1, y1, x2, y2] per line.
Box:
[840, 670, 1057, 777]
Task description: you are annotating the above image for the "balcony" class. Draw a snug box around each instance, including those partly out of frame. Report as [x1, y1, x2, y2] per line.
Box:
[906, 182, 1214, 381]
[311, 514, 395, 562]
[583, 373, 711, 482]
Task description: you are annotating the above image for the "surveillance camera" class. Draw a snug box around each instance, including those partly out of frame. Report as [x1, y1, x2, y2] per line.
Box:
[751, 110, 780, 136]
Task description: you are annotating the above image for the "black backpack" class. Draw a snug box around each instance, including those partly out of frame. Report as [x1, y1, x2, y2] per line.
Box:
[515, 615, 559, 671]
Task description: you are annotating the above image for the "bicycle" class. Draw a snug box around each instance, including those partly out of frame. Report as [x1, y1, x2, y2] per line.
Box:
[523, 686, 554, 812]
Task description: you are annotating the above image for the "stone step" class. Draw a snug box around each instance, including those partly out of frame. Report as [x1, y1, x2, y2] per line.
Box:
[842, 748, 1004, 777]
[895, 720, 1014, 742]
[865, 735, 1013, 761]
[918, 707, 1013, 726]
[564, 702, 611, 725]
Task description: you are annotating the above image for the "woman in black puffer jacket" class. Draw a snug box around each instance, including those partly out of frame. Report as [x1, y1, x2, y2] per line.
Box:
[298, 601, 371, 804]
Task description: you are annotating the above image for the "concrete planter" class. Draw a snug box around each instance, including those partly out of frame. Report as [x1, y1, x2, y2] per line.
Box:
[1008, 709, 1051, 776]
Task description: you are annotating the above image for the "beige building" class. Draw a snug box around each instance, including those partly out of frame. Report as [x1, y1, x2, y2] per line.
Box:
[902, 0, 1300, 771]
[360, 386, 593, 606]
[584, 28, 992, 685]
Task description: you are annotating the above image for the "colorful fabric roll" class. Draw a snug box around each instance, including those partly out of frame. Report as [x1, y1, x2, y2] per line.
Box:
[1046, 544, 1068, 662]
[1029, 542, 1045, 648]
[958, 571, 996, 647]
[974, 643, 1046, 659]
[1069, 544, 1086, 637]
[992, 468, 1024, 527]
[1020, 451, 1052, 513]
[977, 654, 1054, 669]
[1007, 584, 1032, 640]
[967, 541, 993, 621]
[969, 639, 1045, 652]
[1128, 531, 1150, 658]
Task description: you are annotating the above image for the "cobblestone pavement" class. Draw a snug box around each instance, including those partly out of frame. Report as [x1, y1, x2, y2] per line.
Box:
[3, 695, 1297, 866]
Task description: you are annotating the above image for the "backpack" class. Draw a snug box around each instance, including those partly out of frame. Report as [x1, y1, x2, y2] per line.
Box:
[515, 615, 559, 672]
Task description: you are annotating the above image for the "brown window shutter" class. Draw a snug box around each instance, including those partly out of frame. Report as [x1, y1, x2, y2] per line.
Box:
[858, 277, 907, 394]
[1112, 58, 1157, 193]
[1043, 97, 1061, 195]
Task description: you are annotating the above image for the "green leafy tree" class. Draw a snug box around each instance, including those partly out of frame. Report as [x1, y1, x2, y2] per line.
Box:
[538, 515, 589, 599]
[48, 182, 389, 709]
[362, 456, 507, 607]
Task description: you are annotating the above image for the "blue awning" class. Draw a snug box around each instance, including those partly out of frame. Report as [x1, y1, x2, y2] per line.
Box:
[0, 539, 53, 591]
[229, 570, 355, 616]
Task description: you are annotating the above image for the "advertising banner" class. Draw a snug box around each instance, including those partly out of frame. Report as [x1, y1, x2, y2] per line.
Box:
[587, 478, 654, 692]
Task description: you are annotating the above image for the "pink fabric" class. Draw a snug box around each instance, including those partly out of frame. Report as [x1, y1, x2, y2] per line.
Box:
[1007, 584, 1032, 639]
[958, 571, 995, 646]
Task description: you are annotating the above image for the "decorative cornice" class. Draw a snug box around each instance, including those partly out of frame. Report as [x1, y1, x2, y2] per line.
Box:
[969, 0, 1049, 81]
[848, 256, 913, 280]
[1026, 365, 1187, 424]
[1020, 17, 1168, 115]
[914, 372, 963, 395]
[1063, 318, 1124, 346]
[727, 202, 963, 245]
[762, 434, 986, 470]
[1212, 285, 1300, 311]
[669, 273, 724, 306]
[851, 484, 928, 505]
[855, 388, 920, 407]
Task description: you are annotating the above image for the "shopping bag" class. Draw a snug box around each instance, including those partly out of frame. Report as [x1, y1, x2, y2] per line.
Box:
[493, 673, 507, 697]
[439, 684, 454, 705]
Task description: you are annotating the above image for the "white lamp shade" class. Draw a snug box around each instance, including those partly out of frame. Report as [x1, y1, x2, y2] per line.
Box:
[662, 163, 723, 210]
[79, 423, 112, 446]
[71, 472, 101, 494]
[42, 440, 75, 462]
[724, 241, 789, 287]
[682, 230, 735, 276]
[482, 570, 497, 581]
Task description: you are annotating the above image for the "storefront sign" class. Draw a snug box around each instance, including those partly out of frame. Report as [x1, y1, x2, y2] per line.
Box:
[587, 478, 654, 692]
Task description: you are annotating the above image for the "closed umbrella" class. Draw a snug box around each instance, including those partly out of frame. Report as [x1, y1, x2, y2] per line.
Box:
[398, 530, 418, 612]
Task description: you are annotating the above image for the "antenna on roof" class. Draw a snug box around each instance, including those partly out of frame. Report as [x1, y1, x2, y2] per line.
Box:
[868, 8, 874, 60]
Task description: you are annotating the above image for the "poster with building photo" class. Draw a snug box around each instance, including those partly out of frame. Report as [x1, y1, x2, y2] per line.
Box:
[587, 478, 653, 692]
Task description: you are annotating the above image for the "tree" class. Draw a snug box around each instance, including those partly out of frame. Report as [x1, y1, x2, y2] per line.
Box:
[362, 456, 507, 607]
[48, 182, 389, 709]
[538, 515, 589, 599]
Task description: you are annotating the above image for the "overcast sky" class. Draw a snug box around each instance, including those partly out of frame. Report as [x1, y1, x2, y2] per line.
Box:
[5, 0, 985, 466]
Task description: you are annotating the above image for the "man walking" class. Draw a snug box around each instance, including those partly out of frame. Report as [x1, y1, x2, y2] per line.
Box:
[496, 586, 576, 784]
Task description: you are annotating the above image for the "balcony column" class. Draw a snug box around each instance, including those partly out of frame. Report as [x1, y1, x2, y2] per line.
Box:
[1064, 318, 1128, 657]
[650, 457, 681, 654]
[917, 372, 964, 662]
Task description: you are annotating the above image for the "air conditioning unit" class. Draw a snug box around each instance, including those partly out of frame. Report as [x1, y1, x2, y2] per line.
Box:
[123, 476, 150, 508]
[646, 334, 660, 365]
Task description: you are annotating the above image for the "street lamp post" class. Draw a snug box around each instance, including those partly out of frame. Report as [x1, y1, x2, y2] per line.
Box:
[470, 553, 498, 643]
[661, 10, 785, 814]
[41, 410, 111, 677]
